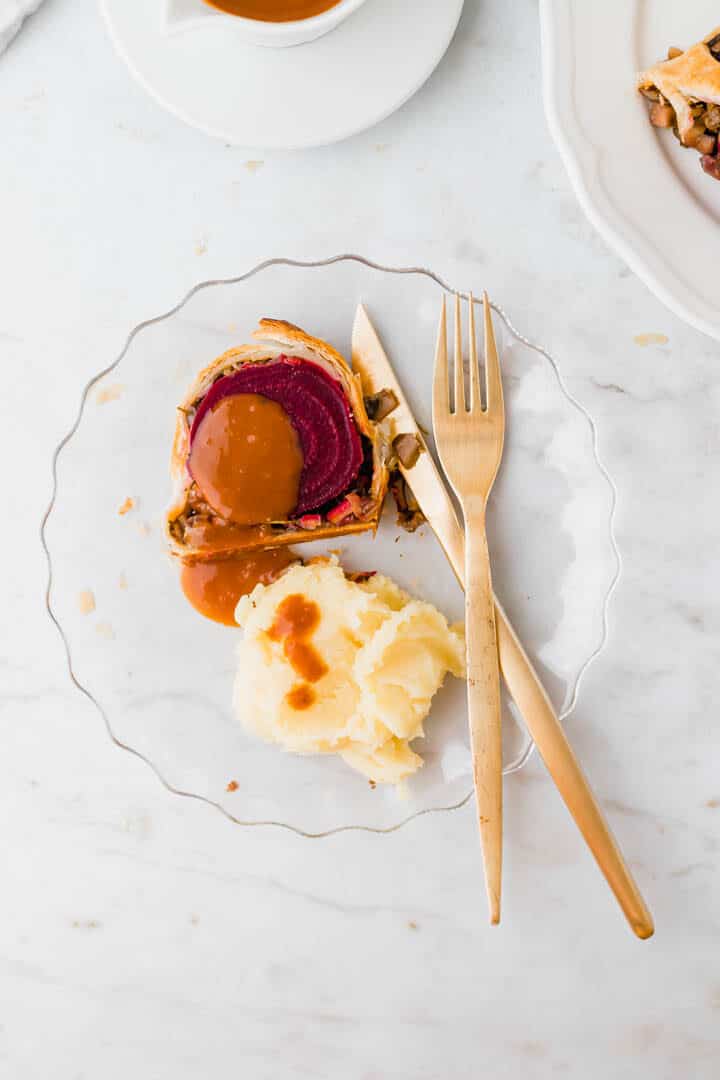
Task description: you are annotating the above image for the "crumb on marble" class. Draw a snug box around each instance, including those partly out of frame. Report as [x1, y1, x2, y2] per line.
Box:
[407, 920, 419, 930]
[195, 237, 208, 256]
[72, 919, 101, 930]
[190, 913, 200, 926]
[244, 160, 264, 173]
[368, 779, 376, 790]
[516, 1041, 549, 1059]
[226, 780, 239, 792]
[95, 622, 115, 640]
[22, 88, 45, 106]
[78, 589, 96, 615]
[95, 383, 124, 404]
[633, 332, 668, 348]
[707, 798, 719, 809]
[118, 497, 135, 516]
[118, 572, 128, 590]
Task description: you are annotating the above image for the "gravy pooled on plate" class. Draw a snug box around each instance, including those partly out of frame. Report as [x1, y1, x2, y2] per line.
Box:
[204, 0, 342, 22]
[181, 548, 297, 626]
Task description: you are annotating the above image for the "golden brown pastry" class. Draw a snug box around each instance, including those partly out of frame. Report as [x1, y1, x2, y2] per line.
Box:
[637, 27, 720, 179]
[167, 319, 389, 560]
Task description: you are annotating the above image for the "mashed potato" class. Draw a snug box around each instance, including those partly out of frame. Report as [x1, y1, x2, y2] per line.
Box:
[233, 560, 465, 783]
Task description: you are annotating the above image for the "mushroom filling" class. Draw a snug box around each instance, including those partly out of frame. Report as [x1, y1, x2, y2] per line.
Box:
[639, 34, 720, 180]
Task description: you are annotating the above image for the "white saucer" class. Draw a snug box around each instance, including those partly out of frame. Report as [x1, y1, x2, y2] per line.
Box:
[100, 0, 465, 149]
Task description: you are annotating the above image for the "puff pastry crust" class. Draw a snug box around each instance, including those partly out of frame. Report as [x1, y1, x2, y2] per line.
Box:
[167, 319, 390, 560]
[638, 28, 720, 139]
[637, 27, 720, 177]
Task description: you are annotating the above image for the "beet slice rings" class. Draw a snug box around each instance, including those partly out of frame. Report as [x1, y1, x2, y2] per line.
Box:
[190, 356, 363, 516]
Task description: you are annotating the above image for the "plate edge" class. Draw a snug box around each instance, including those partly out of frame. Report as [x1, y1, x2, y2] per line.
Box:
[539, 0, 720, 344]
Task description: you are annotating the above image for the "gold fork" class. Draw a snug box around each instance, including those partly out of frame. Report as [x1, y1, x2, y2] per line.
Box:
[433, 292, 505, 924]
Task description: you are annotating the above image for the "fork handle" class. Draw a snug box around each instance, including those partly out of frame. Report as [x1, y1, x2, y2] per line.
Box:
[465, 506, 503, 925]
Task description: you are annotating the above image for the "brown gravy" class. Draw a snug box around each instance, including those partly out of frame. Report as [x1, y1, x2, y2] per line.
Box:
[285, 684, 316, 710]
[181, 548, 297, 626]
[268, 594, 328, 708]
[204, 0, 342, 22]
[189, 393, 303, 526]
[180, 517, 275, 555]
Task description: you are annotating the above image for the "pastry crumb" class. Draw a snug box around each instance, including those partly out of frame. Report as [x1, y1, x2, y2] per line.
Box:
[195, 237, 208, 256]
[244, 160, 264, 173]
[407, 920, 419, 930]
[633, 332, 668, 347]
[78, 590, 96, 615]
[707, 798, 719, 809]
[95, 383, 124, 404]
[95, 622, 115, 640]
[118, 497, 135, 516]
[118, 572, 128, 590]
[368, 779, 377, 790]
[226, 780, 239, 792]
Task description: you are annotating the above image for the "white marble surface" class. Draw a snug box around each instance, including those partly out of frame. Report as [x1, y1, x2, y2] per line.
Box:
[1, 1, 719, 1076]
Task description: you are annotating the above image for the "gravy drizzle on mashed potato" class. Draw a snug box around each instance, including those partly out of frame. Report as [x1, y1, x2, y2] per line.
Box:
[233, 560, 465, 783]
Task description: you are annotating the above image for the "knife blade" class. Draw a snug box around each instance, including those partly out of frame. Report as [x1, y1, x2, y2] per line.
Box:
[351, 303, 654, 940]
[352, 303, 466, 582]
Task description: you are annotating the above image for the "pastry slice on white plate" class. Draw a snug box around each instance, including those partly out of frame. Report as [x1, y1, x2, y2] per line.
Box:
[638, 26, 720, 180]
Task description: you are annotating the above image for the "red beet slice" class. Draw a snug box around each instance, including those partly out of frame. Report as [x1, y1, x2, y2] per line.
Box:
[190, 356, 364, 516]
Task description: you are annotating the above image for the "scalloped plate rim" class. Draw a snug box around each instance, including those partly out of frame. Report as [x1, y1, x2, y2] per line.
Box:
[40, 254, 621, 839]
[540, 0, 720, 343]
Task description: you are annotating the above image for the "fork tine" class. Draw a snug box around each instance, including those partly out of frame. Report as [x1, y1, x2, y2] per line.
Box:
[432, 295, 449, 420]
[453, 293, 465, 413]
[468, 292, 482, 413]
[483, 292, 503, 416]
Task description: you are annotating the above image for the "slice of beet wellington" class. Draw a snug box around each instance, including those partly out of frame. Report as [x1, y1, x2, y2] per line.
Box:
[189, 357, 364, 516]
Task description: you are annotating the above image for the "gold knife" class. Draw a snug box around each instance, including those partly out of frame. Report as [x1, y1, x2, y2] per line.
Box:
[352, 303, 654, 940]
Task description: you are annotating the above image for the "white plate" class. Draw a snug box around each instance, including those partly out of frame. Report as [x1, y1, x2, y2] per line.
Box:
[541, 0, 720, 342]
[42, 256, 620, 837]
[99, 0, 464, 149]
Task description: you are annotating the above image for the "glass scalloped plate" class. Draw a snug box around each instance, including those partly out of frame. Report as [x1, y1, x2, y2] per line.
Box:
[42, 256, 620, 837]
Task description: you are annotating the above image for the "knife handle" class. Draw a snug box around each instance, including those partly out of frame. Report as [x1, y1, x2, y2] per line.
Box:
[494, 600, 653, 938]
